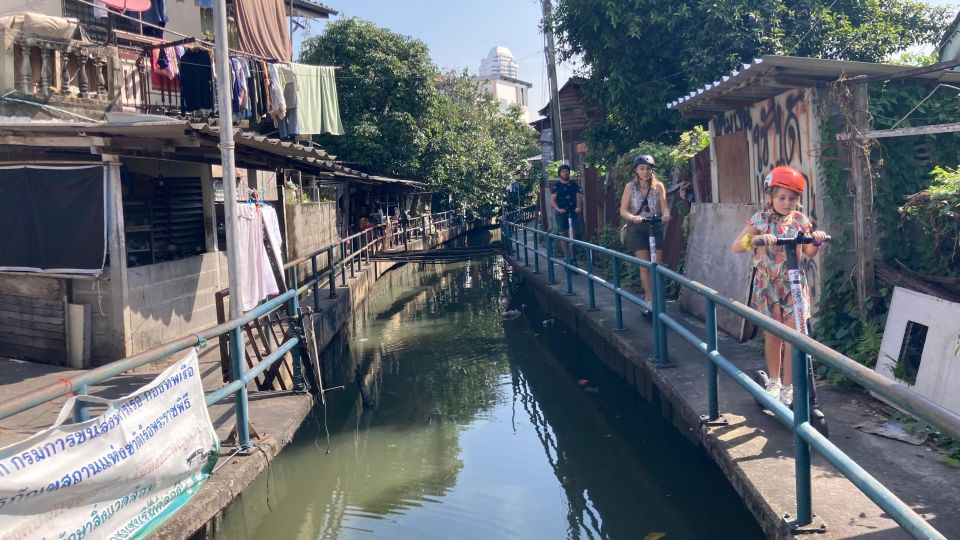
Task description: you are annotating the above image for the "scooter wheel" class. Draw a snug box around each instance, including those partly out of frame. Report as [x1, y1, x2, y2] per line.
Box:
[810, 408, 829, 439]
[752, 370, 769, 409]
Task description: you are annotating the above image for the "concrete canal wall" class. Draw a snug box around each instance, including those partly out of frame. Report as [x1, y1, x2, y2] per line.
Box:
[505, 253, 960, 539]
[152, 223, 480, 540]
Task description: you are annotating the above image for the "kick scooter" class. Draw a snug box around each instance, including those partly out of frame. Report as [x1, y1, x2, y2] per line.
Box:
[750, 231, 830, 438]
[639, 215, 662, 317]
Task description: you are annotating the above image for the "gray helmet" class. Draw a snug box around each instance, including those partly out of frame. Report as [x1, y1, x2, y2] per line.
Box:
[633, 155, 655, 168]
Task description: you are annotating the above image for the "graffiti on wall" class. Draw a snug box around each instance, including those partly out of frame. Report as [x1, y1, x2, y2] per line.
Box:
[715, 88, 817, 215]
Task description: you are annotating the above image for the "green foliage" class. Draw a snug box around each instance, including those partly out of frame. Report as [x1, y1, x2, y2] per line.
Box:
[669, 126, 710, 174]
[899, 166, 960, 273]
[552, 0, 949, 154]
[870, 81, 960, 276]
[893, 412, 960, 465]
[300, 18, 437, 178]
[889, 50, 939, 66]
[544, 160, 580, 179]
[420, 72, 539, 218]
[301, 19, 538, 218]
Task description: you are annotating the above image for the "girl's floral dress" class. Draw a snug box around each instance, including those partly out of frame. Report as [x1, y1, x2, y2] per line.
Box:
[748, 210, 813, 325]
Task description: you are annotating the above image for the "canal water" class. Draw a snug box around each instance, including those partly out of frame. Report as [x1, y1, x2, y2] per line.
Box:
[214, 253, 763, 540]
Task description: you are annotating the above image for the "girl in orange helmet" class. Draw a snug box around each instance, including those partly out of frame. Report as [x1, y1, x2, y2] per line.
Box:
[731, 166, 828, 406]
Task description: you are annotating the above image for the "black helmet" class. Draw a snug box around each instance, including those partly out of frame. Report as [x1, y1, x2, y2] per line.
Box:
[558, 164, 571, 173]
[633, 155, 655, 168]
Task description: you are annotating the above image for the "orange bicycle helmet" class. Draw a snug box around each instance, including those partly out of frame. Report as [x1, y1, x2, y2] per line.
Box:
[764, 166, 806, 194]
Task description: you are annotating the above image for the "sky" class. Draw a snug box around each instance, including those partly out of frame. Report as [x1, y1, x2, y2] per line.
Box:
[293, 0, 960, 119]
[292, 0, 576, 118]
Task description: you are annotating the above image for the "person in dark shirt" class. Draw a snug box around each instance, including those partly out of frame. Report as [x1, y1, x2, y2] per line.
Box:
[550, 164, 581, 262]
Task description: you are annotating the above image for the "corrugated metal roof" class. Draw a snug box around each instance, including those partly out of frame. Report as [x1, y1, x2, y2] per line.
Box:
[667, 55, 960, 118]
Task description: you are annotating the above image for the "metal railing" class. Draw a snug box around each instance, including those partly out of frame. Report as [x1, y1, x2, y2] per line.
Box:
[0, 215, 459, 452]
[502, 218, 960, 540]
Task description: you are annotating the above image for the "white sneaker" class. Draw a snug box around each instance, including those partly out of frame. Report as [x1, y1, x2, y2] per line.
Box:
[765, 377, 782, 399]
[780, 385, 794, 407]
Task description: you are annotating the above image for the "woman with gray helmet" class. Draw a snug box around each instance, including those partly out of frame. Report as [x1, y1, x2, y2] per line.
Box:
[619, 154, 670, 315]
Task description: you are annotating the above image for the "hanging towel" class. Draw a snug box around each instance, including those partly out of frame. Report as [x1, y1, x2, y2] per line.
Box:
[289, 63, 344, 136]
[234, 0, 291, 61]
[236, 204, 280, 311]
[260, 205, 284, 293]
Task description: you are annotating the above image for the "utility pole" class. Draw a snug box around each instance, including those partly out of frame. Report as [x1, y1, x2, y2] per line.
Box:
[541, 0, 564, 164]
[212, 0, 250, 447]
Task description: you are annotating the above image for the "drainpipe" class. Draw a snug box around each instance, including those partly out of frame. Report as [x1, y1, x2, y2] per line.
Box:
[212, 0, 249, 449]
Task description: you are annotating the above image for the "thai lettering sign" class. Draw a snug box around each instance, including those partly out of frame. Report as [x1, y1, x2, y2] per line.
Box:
[0, 349, 219, 539]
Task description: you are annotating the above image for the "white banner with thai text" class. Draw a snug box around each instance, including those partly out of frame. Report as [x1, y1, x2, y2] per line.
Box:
[0, 349, 219, 539]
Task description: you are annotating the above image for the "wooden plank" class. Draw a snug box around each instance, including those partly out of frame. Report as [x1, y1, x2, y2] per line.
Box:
[0, 311, 66, 326]
[0, 293, 65, 314]
[0, 341, 65, 363]
[851, 83, 875, 312]
[0, 335, 65, 354]
[837, 121, 960, 141]
[0, 323, 66, 340]
[0, 275, 63, 300]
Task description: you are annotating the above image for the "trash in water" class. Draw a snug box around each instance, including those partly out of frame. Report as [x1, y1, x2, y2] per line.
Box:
[577, 379, 589, 386]
[644, 533, 667, 540]
[501, 310, 521, 320]
[541, 319, 555, 327]
[583, 386, 599, 394]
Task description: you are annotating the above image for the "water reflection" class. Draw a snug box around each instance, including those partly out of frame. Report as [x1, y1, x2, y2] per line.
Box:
[214, 255, 762, 540]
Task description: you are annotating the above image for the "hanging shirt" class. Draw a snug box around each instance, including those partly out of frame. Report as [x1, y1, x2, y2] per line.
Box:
[179, 48, 214, 112]
[267, 63, 286, 119]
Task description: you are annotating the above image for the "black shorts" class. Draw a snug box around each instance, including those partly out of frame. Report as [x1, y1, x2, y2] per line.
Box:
[557, 212, 579, 232]
[626, 221, 664, 253]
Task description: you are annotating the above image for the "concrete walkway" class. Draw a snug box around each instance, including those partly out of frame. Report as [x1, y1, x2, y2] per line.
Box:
[505, 248, 959, 539]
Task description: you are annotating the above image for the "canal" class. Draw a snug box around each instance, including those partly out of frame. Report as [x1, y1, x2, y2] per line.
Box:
[214, 253, 763, 539]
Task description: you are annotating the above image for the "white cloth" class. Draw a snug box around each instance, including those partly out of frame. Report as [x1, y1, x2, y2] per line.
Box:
[260, 205, 283, 296]
[267, 63, 286, 119]
[236, 204, 280, 312]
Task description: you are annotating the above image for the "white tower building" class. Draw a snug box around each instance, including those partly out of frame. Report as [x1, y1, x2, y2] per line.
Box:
[475, 46, 532, 122]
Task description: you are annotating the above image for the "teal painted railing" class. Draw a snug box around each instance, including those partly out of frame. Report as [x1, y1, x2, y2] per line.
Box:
[503, 218, 960, 540]
[0, 217, 468, 454]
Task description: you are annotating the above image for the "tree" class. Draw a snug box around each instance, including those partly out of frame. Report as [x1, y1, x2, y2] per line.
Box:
[552, 0, 949, 158]
[420, 72, 539, 217]
[300, 18, 438, 178]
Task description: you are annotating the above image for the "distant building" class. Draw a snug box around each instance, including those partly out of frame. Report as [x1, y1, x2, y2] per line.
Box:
[475, 46, 532, 122]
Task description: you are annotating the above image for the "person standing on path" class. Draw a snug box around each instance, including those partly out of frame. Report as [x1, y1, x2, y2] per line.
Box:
[619, 155, 670, 315]
[731, 166, 828, 406]
[550, 164, 582, 262]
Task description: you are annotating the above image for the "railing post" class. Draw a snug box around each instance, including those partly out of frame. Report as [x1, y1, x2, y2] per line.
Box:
[546, 234, 556, 284]
[311, 256, 320, 311]
[523, 228, 529, 267]
[327, 246, 337, 298]
[586, 249, 597, 310]
[287, 266, 303, 389]
[72, 383, 90, 423]
[613, 257, 624, 330]
[653, 265, 669, 363]
[705, 297, 720, 420]
[532, 231, 540, 274]
[793, 345, 813, 527]
[340, 242, 347, 285]
[229, 325, 251, 449]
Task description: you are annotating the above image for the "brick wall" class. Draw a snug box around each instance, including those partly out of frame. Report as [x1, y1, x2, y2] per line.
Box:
[285, 202, 339, 273]
[126, 252, 227, 355]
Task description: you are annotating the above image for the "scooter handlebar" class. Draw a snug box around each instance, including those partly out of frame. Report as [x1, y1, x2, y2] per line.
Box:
[640, 215, 662, 223]
[751, 232, 831, 247]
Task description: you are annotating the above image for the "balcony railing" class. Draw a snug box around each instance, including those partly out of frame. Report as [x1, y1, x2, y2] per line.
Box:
[5, 32, 110, 102]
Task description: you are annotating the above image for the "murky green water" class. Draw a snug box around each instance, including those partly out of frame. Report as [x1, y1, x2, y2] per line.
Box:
[214, 253, 763, 540]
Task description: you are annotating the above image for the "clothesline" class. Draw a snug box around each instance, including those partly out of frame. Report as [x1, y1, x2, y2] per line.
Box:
[67, 0, 286, 64]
